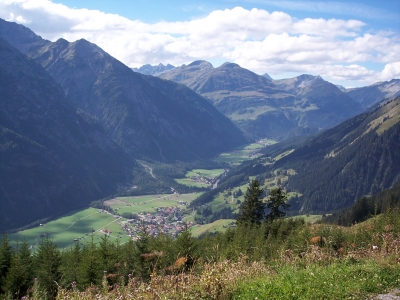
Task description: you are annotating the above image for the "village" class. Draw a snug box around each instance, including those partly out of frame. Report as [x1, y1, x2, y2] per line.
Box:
[98, 201, 196, 241]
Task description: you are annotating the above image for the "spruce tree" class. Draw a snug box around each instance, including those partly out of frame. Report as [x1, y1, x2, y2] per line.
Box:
[266, 188, 291, 222]
[4, 240, 32, 298]
[0, 234, 13, 294]
[175, 226, 197, 271]
[34, 236, 62, 299]
[77, 235, 101, 289]
[237, 179, 265, 226]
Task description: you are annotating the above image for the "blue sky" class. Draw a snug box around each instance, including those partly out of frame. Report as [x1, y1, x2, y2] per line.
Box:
[1, 0, 399, 87]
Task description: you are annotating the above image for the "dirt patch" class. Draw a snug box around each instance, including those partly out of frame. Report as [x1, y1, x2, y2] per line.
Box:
[367, 289, 400, 300]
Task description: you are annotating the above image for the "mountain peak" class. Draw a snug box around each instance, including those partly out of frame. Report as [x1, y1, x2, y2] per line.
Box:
[188, 60, 213, 68]
[219, 62, 240, 69]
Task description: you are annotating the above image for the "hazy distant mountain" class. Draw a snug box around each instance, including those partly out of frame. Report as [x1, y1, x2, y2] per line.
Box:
[274, 74, 364, 129]
[262, 73, 273, 81]
[336, 85, 346, 91]
[0, 19, 247, 162]
[132, 63, 175, 76]
[345, 79, 400, 108]
[0, 38, 135, 230]
[160, 61, 364, 140]
[160, 61, 302, 140]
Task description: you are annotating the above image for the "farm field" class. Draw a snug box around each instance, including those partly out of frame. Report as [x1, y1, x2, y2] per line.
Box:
[190, 219, 235, 237]
[106, 193, 200, 214]
[9, 208, 118, 249]
[175, 168, 225, 187]
[213, 141, 268, 164]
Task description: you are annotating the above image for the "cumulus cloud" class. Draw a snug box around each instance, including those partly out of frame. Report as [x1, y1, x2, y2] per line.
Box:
[0, 0, 399, 86]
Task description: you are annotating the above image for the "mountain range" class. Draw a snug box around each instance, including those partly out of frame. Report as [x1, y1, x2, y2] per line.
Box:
[158, 61, 367, 140]
[0, 19, 246, 163]
[1, 17, 399, 230]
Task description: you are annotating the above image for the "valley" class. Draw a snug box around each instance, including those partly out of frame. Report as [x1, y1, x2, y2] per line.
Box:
[0, 6, 400, 299]
[8, 141, 273, 249]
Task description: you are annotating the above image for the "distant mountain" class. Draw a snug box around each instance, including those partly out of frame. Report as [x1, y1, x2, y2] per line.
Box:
[280, 96, 400, 213]
[262, 73, 273, 81]
[0, 38, 135, 230]
[335, 85, 346, 91]
[161, 62, 364, 140]
[274, 74, 364, 130]
[0, 19, 247, 162]
[132, 63, 175, 76]
[345, 79, 400, 108]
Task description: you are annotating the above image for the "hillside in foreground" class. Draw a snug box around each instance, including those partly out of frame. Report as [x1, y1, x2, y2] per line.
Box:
[2, 201, 399, 299]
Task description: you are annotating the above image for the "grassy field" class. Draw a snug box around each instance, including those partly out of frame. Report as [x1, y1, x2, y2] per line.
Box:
[190, 219, 235, 237]
[175, 168, 225, 187]
[213, 142, 267, 164]
[10, 193, 202, 249]
[9, 208, 117, 249]
[273, 149, 294, 161]
[106, 193, 200, 214]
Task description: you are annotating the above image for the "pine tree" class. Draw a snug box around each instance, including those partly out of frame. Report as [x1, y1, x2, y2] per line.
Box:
[4, 240, 33, 298]
[0, 234, 13, 294]
[133, 224, 151, 281]
[237, 179, 265, 226]
[60, 242, 81, 288]
[175, 226, 197, 270]
[77, 235, 101, 289]
[34, 236, 62, 299]
[266, 188, 291, 222]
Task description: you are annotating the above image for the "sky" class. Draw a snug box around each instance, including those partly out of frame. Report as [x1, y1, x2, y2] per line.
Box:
[1, 0, 399, 88]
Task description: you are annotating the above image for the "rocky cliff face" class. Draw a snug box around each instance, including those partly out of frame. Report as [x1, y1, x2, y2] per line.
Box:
[0, 38, 135, 230]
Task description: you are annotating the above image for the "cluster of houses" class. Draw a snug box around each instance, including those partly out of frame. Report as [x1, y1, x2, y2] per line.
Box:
[114, 205, 194, 239]
[189, 175, 212, 186]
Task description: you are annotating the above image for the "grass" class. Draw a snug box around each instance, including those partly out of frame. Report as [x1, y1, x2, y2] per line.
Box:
[273, 149, 294, 161]
[190, 219, 235, 237]
[290, 214, 321, 223]
[106, 193, 199, 213]
[9, 208, 115, 249]
[174, 168, 225, 187]
[213, 142, 265, 164]
[232, 260, 400, 300]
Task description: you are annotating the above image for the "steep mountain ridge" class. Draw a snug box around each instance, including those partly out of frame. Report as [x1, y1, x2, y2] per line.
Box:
[0, 38, 135, 230]
[0, 19, 247, 162]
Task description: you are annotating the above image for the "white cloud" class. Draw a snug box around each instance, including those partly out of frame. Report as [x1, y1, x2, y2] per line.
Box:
[0, 0, 399, 86]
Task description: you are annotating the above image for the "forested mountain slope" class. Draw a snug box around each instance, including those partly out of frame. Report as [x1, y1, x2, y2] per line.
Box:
[160, 61, 364, 140]
[0, 39, 135, 230]
[0, 19, 247, 162]
[280, 97, 400, 212]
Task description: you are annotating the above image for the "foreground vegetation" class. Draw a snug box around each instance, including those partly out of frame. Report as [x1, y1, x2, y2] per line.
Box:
[1, 203, 399, 299]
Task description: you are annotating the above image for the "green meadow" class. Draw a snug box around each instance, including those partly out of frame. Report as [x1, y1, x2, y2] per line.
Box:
[9, 208, 117, 249]
[106, 193, 200, 214]
[190, 219, 235, 237]
[175, 168, 225, 187]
